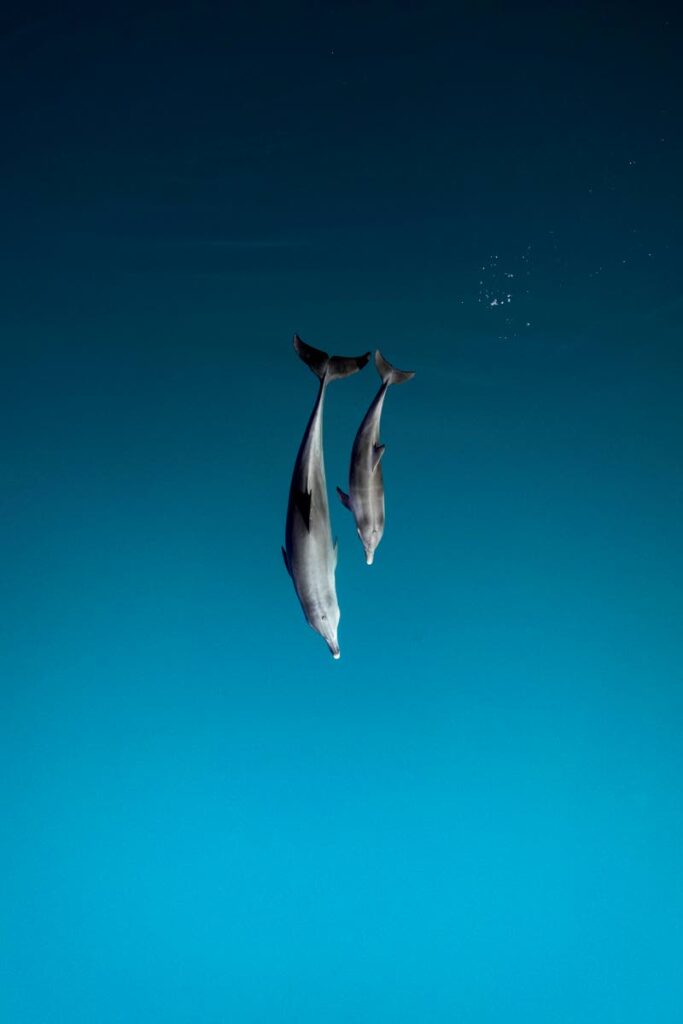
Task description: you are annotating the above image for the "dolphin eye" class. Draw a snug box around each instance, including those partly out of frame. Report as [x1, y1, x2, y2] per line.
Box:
[321, 614, 327, 620]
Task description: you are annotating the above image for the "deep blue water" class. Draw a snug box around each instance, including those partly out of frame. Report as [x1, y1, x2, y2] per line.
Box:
[2, 3, 682, 1021]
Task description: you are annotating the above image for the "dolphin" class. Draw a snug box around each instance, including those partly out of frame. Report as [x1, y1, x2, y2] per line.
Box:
[336, 350, 414, 565]
[283, 335, 370, 658]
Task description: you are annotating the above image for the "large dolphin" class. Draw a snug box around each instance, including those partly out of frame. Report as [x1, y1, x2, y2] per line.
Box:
[336, 350, 414, 565]
[283, 335, 370, 658]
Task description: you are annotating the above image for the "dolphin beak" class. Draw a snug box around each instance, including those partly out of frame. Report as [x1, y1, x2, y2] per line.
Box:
[365, 550, 374, 565]
[328, 640, 340, 659]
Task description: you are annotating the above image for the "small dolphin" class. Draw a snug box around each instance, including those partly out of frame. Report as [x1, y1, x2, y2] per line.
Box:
[283, 335, 370, 658]
[336, 350, 414, 565]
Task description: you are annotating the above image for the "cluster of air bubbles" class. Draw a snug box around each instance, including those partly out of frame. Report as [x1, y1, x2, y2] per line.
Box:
[476, 248, 533, 339]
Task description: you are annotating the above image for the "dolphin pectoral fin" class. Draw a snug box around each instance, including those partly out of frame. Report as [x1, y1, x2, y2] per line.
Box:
[293, 489, 312, 530]
[281, 546, 292, 577]
[336, 486, 351, 510]
[372, 444, 386, 472]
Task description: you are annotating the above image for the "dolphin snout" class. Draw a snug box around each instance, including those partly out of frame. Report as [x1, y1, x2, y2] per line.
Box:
[327, 639, 341, 659]
[365, 549, 374, 565]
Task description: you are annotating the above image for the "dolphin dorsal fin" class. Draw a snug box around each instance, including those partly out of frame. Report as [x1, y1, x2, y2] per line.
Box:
[336, 486, 351, 510]
[294, 489, 312, 530]
[372, 444, 386, 472]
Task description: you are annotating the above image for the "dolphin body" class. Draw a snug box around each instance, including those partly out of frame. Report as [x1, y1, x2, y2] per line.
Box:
[336, 350, 415, 565]
[283, 335, 370, 658]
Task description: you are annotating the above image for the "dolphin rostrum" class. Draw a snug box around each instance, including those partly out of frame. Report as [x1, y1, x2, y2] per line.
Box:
[336, 350, 414, 565]
[283, 335, 370, 658]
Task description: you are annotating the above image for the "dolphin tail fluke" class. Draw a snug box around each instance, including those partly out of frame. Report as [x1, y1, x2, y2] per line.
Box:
[294, 335, 370, 381]
[327, 352, 371, 380]
[375, 350, 415, 386]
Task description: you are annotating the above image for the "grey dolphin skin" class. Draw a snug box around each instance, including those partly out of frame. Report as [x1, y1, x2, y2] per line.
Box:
[336, 350, 414, 565]
[283, 335, 370, 658]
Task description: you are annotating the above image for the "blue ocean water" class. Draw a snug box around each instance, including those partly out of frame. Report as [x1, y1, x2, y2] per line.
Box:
[1, 3, 682, 1021]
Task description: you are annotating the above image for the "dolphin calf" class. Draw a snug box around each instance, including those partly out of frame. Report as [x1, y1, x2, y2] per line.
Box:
[336, 350, 414, 565]
[283, 335, 370, 658]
